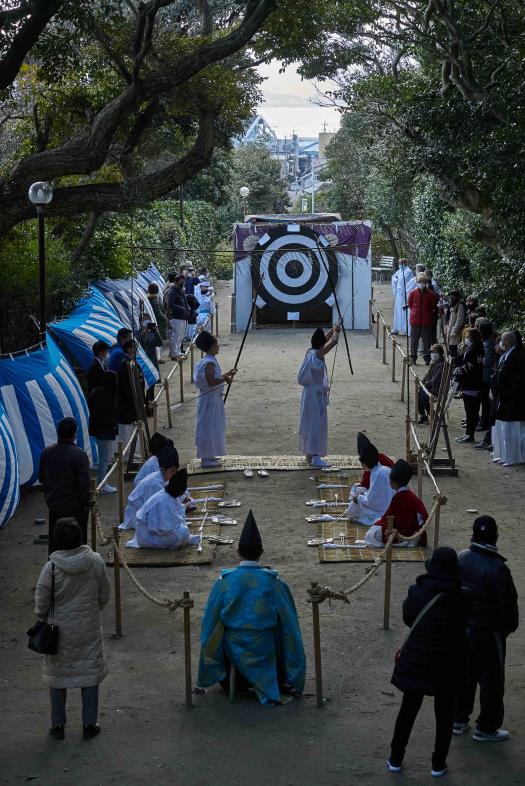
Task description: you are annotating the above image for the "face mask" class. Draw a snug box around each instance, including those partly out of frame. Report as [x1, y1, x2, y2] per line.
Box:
[430, 352, 440, 362]
[418, 283, 426, 290]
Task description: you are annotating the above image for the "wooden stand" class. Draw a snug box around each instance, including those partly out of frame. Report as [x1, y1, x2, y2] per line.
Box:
[179, 362, 184, 403]
[426, 359, 458, 476]
[117, 441, 125, 523]
[383, 516, 395, 631]
[310, 582, 324, 708]
[164, 379, 173, 428]
[183, 590, 193, 709]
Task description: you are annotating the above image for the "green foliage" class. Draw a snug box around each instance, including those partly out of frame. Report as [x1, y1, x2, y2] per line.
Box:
[226, 142, 289, 217]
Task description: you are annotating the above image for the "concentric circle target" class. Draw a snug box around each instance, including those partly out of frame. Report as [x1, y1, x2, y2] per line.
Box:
[251, 226, 338, 310]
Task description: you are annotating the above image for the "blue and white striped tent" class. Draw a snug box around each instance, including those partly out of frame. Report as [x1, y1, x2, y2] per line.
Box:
[0, 399, 20, 528]
[49, 288, 159, 388]
[137, 263, 165, 293]
[94, 278, 153, 333]
[0, 336, 94, 487]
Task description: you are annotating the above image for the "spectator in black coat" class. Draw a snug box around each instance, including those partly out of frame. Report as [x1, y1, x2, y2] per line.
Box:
[167, 274, 190, 360]
[88, 370, 118, 494]
[418, 344, 445, 424]
[477, 321, 496, 430]
[115, 339, 144, 454]
[138, 320, 163, 412]
[454, 328, 484, 443]
[38, 417, 91, 555]
[87, 340, 110, 395]
[388, 547, 470, 777]
[492, 330, 525, 466]
[455, 516, 519, 741]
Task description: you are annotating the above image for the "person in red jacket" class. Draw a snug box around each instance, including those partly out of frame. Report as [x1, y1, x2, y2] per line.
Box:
[364, 459, 428, 547]
[356, 432, 395, 488]
[407, 274, 438, 365]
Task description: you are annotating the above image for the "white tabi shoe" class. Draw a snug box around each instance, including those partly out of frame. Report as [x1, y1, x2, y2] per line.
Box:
[201, 458, 221, 468]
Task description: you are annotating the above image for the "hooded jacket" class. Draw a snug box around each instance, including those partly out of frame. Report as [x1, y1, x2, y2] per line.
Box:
[458, 543, 519, 636]
[35, 546, 110, 688]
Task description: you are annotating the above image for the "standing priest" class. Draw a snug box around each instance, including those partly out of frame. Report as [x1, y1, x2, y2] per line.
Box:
[298, 324, 341, 468]
[198, 511, 306, 705]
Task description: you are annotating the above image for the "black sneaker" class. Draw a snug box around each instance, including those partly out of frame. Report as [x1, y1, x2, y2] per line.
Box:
[455, 435, 475, 443]
[49, 725, 65, 740]
[83, 724, 101, 740]
[474, 442, 489, 450]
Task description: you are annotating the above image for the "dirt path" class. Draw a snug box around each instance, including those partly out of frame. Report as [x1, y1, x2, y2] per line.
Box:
[1, 280, 523, 785]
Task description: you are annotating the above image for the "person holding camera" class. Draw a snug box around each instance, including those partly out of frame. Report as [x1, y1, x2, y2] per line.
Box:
[139, 319, 163, 414]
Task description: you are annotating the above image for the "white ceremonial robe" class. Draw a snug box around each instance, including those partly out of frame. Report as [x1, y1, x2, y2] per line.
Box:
[128, 490, 200, 549]
[346, 464, 394, 526]
[298, 349, 329, 456]
[119, 470, 165, 530]
[492, 420, 525, 465]
[134, 455, 159, 486]
[194, 355, 226, 459]
[391, 266, 415, 335]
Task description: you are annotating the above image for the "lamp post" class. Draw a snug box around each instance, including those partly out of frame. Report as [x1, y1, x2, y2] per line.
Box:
[239, 186, 249, 219]
[28, 181, 53, 339]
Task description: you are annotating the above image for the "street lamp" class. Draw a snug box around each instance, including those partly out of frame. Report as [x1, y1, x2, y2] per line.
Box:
[28, 181, 53, 339]
[239, 186, 249, 219]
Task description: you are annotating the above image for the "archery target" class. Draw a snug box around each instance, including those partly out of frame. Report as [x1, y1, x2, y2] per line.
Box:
[251, 225, 338, 310]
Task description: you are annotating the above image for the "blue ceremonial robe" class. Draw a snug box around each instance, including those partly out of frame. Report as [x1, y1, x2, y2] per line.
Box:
[198, 564, 306, 705]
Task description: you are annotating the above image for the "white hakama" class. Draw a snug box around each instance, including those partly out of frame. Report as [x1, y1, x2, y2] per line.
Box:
[346, 464, 394, 526]
[391, 267, 416, 335]
[119, 470, 165, 530]
[492, 420, 525, 465]
[194, 354, 226, 459]
[298, 349, 329, 457]
[128, 489, 200, 549]
[134, 455, 159, 486]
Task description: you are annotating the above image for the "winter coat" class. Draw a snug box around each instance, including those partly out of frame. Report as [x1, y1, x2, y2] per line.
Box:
[108, 343, 125, 373]
[186, 294, 200, 325]
[87, 358, 107, 395]
[482, 338, 496, 385]
[167, 285, 190, 321]
[116, 355, 145, 424]
[147, 294, 167, 340]
[422, 357, 445, 396]
[445, 302, 466, 347]
[494, 346, 525, 421]
[391, 573, 470, 695]
[38, 441, 91, 511]
[138, 325, 163, 370]
[35, 546, 110, 688]
[454, 343, 484, 391]
[459, 543, 519, 637]
[407, 288, 438, 328]
[88, 372, 118, 440]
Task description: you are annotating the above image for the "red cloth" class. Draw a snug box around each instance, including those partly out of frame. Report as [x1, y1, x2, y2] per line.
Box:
[407, 288, 438, 328]
[377, 488, 428, 546]
[360, 452, 395, 488]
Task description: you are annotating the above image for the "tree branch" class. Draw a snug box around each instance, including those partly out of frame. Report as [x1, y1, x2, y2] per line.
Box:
[71, 211, 100, 264]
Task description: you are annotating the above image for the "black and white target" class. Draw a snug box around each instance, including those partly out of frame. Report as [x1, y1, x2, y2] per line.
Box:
[251, 225, 338, 311]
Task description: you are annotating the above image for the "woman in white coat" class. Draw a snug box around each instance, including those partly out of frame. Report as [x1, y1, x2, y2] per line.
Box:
[35, 518, 110, 741]
[391, 259, 416, 335]
[193, 330, 236, 468]
[298, 324, 341, 468]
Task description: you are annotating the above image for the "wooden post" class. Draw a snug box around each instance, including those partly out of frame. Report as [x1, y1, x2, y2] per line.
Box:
[405, 414, 411, 463]
[137, 421, 146, 464]
[310, 582, 324, 708]
[400, 357, 406, 402]
[112, 524, 123, 638]
[429, 395, 435, 432]
[382, 324, 387, 364]
[391, 340, 396, 382]
[383, 518, 394, 631]
[368, 299, 373, 332]
[90, 478, 97, 552]
[375, 315, 380, 348]
[152, 399, 158, 432]
[117, 441, 125, 524]
[417, 449, 423, 499]
[414, 378, 420, 422]
[179, 361, 184, 404]
[190, 343, 194, 383]
[215, 303, 219, 337]
[433, 503, 441, 550]
[164, 379, 173, 428]
[183, 590, 193, 709]
[210, 314, 214, 335]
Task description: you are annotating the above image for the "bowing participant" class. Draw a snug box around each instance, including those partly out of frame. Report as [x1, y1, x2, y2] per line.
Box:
[365, 459, 428, 547]
[134, 432, 175, 486]
[128, 469, 200, 550]
[120, 447, 179, 531]
[194, 331, 236, 469]
[298, 324, 341, 468]
[356, 432, 395, 489]
[198, 511, 306, 705]
[346, 437, 394, 525]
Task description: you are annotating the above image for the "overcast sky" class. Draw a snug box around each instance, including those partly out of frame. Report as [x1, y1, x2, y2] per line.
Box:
[257, 61, 341, 139]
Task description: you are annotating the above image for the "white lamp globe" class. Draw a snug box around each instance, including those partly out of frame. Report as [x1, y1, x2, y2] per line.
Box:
[239, 186, 250, 198]
[28, 181, 54, 205]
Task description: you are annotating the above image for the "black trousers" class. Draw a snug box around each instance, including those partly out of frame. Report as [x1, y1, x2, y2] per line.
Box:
[456, 632, 506, 734]
[390, 690, 455, 771]
[48, 507, 88, 555]
[419, 389, 430, 418]
[479, 382, 491, 430]
[462, 394, 480, 438]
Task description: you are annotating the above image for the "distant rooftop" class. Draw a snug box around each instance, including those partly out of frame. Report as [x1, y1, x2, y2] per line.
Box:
[236, 113, 319, 156]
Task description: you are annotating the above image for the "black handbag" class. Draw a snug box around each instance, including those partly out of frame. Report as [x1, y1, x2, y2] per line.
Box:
[27, 563, 59, 655]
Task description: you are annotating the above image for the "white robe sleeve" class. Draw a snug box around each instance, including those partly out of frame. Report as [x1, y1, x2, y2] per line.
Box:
[134, 455, 159, 486]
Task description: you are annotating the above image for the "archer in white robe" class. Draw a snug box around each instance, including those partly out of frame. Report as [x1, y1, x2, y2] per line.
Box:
[134, 454, 159, 486]
[128, 489, 200, 549]
[195, 354, 226, 459]
[346, 464, 394, 526]
[391, 266, 416, 335]
[298, 349, 329, 456]
[119, 469, 166, 530]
